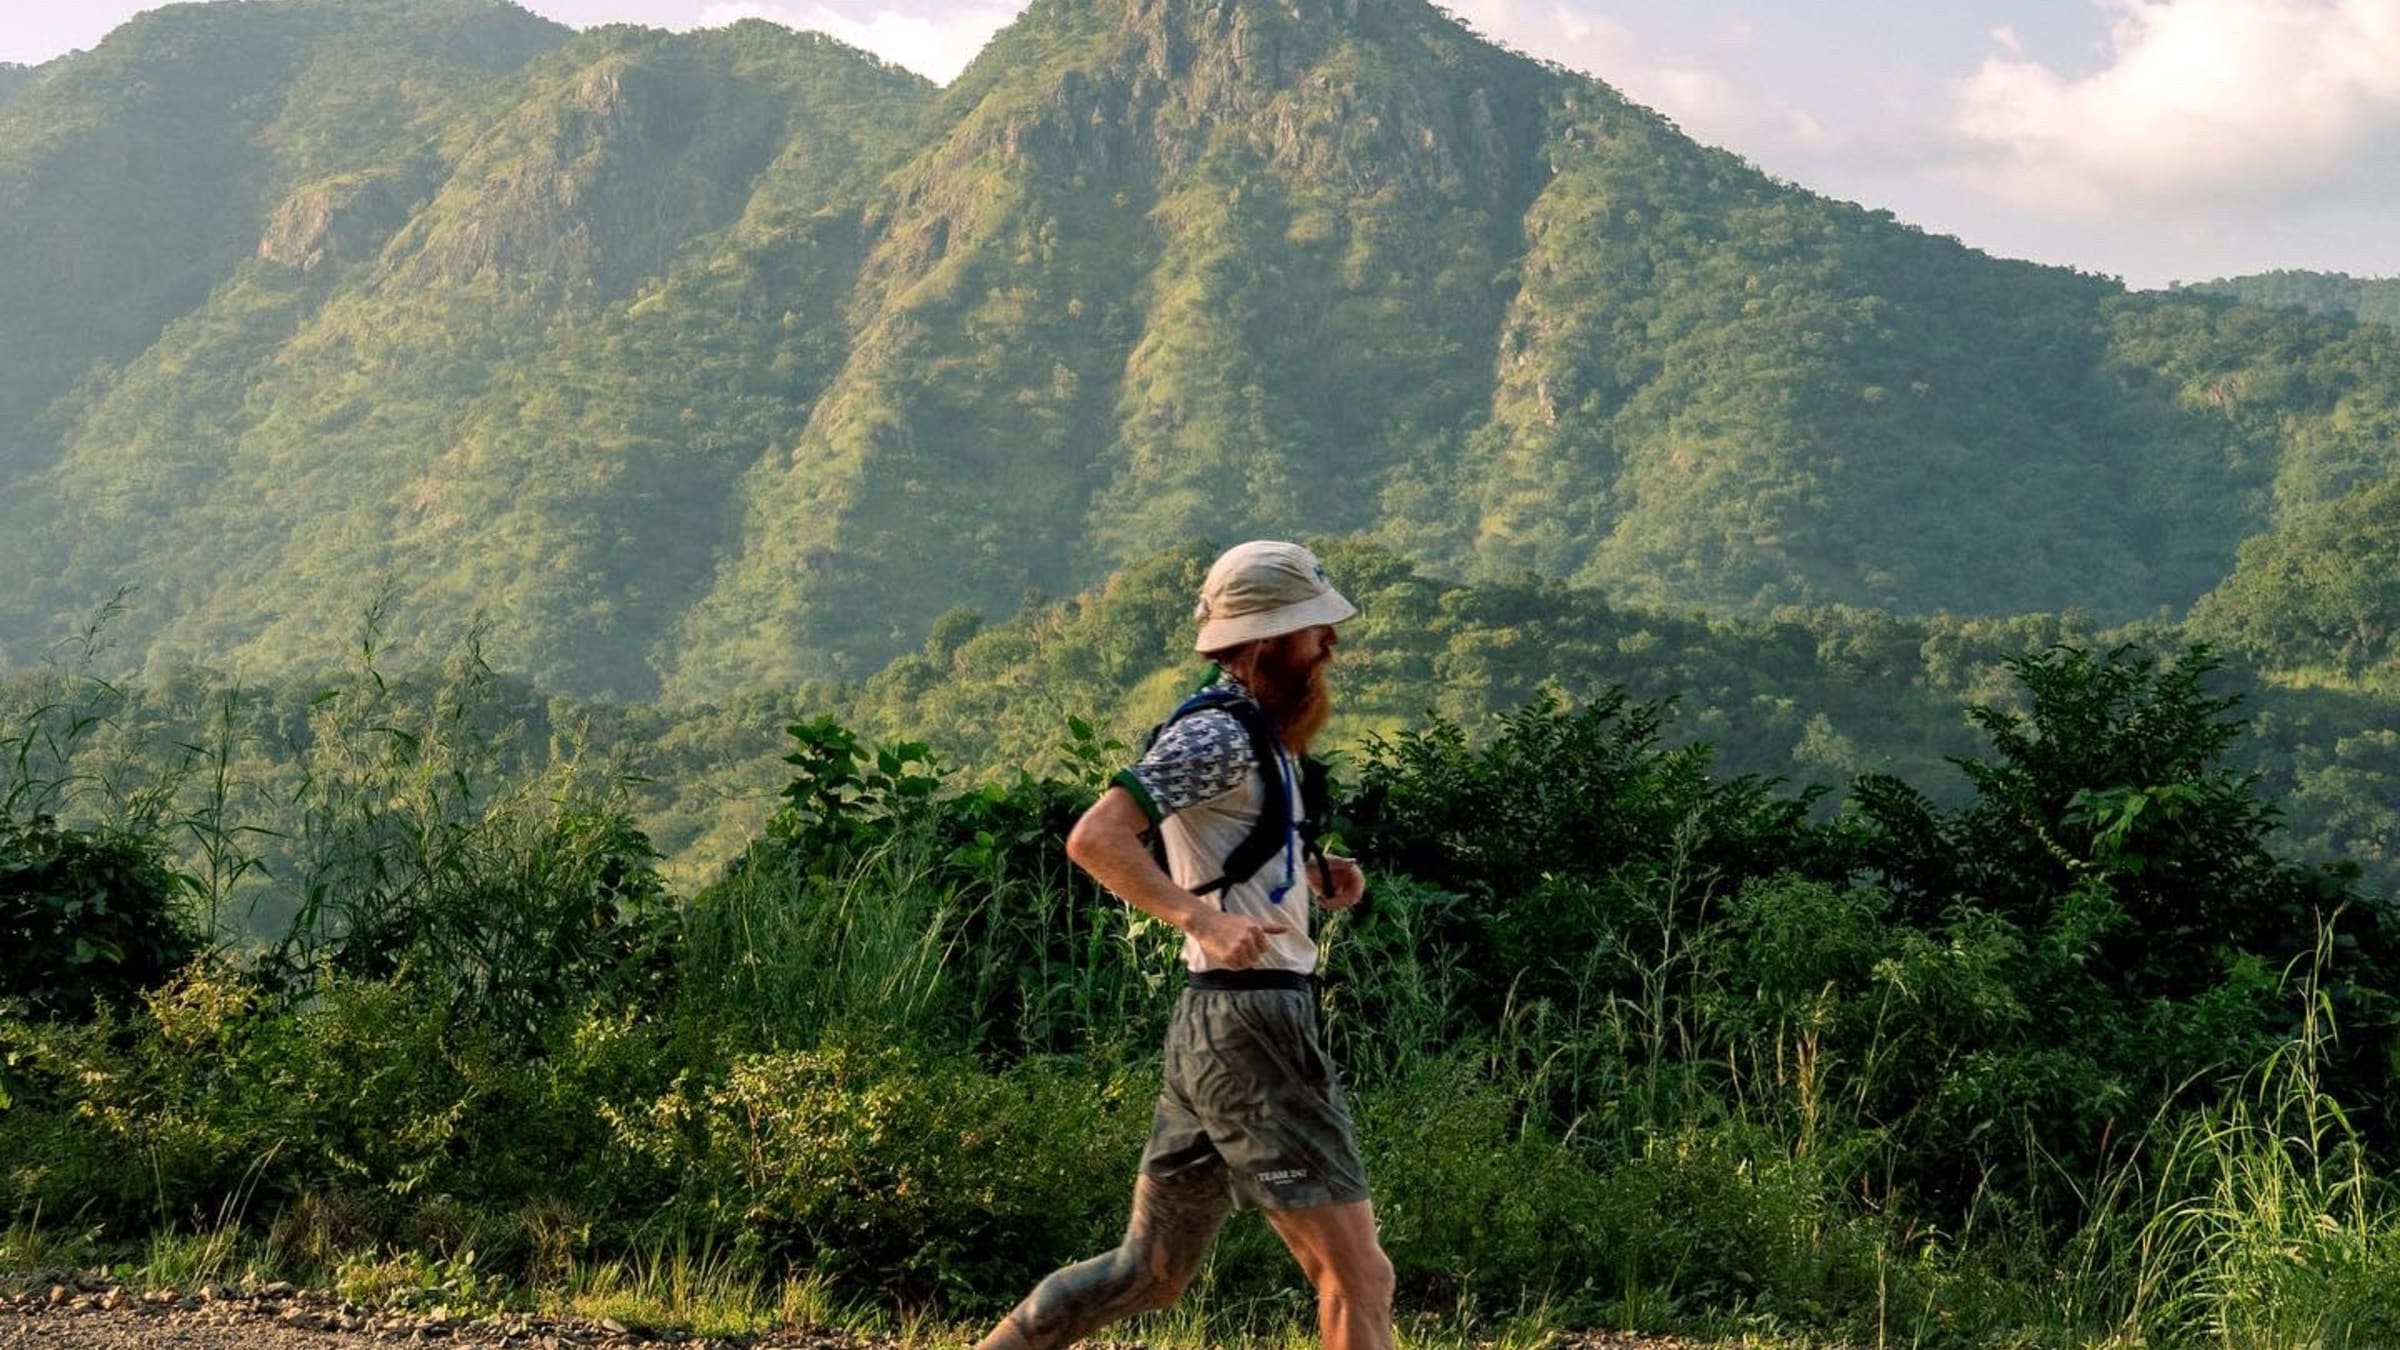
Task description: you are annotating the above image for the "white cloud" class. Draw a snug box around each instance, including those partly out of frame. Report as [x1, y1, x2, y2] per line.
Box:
[1709, 16, 1757, 49]
[1951, 0, 2400, 215]
[695, 0, 1021, 82]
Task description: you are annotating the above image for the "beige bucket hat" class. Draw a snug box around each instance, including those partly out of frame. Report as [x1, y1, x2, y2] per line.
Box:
[1192, 541, 1358, 653]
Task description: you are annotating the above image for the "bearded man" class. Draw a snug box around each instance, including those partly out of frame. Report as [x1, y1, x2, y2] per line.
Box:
[974, 540, 1394, 1350]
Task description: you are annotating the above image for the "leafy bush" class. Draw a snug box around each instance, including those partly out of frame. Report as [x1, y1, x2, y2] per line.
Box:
[608, 1041, 1147, 1302]
[0, 967, 679, 1241]
[1845, 646, 2400, 1212]
[694, 714, 1170, 1063]
[0, 815, 197, 1021]
[1356, 1058, 1608, 1298]
[1342, 688, 1833, 1034]
[262, 649, 677, 1045]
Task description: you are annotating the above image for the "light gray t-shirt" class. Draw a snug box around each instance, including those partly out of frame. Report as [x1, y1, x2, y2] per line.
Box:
[1114, 684, 1316, 974]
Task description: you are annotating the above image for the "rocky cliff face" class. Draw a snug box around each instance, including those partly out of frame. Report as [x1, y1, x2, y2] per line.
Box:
[257, 167, 425, 272]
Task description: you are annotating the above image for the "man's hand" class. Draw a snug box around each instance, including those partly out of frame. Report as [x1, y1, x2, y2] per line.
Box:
[1316, 855, 1367, 909]
[1188, 908, 1291, 968]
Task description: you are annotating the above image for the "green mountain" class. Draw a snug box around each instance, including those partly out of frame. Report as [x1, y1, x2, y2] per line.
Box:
[2185, 270, 2400, 328]
[4, 12, 933, 691]
[668, 0, 1570, 691]
[11, 0, 2400, 700]
[0, 63, 34, 111]
[0, 0, 568, 486]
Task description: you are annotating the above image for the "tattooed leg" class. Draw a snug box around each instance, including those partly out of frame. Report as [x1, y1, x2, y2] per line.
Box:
[974, 1165, 1232, 1350]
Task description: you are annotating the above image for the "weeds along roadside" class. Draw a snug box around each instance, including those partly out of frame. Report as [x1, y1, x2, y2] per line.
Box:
[3, 633, 2400, 1347]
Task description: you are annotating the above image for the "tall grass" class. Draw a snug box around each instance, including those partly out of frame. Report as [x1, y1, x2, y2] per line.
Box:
[8, 635, 2400, 1349]
[552, 1232, 797, 1339]
[678, 816, 1181, 1061]
[2119, 949, 2400, 1347]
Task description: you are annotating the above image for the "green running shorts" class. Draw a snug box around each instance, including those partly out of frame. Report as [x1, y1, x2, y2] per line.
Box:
[1139, 984, 1370, 1211]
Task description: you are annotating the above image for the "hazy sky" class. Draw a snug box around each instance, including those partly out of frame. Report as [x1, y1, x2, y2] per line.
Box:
[10, 0, 2399, 289]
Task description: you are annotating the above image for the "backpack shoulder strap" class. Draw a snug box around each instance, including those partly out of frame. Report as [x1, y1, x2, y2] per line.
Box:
[1142, 688, 1291, 897]
[1296, 754, 1335, 894]
[1145, 685, 1248, 750]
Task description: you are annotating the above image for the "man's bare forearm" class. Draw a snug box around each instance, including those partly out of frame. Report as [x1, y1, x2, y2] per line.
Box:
[1067, 788, 1284, 967]
[1066, 789, 1213, 932]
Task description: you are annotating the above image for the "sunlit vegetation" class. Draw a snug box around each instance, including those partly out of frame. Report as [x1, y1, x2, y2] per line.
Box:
[9, 0, 2400, 697]
[6, 626, 2400, 1346]
[2188, 269, 2400, 329]
[10, 2, 2400, 1341]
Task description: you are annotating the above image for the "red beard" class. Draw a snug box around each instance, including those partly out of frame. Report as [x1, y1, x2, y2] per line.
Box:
[1247, 632, 1333, 753]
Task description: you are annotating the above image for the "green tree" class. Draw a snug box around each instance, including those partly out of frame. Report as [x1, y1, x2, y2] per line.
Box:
[2194, 476, 2400, 681]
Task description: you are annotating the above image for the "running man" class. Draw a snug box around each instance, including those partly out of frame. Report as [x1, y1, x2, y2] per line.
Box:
[974, 540, 1394, 1350]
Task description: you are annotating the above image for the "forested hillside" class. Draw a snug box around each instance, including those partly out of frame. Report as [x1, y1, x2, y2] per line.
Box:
[11, 0, 2400, 698]
[2188, 269, 2400, 328]
[13, 7, 2400, 1344]
[0, 0, 568, 485]
[10, 543, 2393, 913]
[1, 9, 932, 694]
[2194, 473, 2400, 686]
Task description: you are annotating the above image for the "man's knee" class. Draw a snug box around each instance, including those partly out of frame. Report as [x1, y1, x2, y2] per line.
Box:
[1115, 1234, 1200, 1312]
[1132, 1266, 1190, 1314]
[1315, 1244, 1394, 1313]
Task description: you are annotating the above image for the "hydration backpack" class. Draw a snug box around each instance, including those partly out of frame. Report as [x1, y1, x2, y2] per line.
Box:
[1141, 685, 1333, 898]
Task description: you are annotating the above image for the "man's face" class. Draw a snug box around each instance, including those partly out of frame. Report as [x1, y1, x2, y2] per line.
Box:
[1250, 624, 1340, 751]
[1283, 623, 1338, 673]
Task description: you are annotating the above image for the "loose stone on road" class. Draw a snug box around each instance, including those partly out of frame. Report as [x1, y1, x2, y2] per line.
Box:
[0, 1277, 867, 1350]
[2, 1277, 1742, 1350]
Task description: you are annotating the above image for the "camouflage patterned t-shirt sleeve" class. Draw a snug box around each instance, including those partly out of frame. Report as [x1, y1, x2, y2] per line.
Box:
[1113, 709, 1253, 824]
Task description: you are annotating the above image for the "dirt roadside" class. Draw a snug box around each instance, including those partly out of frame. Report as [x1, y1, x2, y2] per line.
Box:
[0, 1276, 875, 1350]
[0, 1278, 1720, 1350]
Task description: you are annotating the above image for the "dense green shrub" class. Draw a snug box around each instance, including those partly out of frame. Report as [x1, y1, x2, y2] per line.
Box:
[0, 815, 198, 1021]
[1353, 1057, 1613, 1304]
[1845, 646, 2400, 1209]
[255, 649, 679, 1045]
[5, 639, 2400, 1345]
[1341, 688, 1836, 1038]
[610, 1041, 1148, 1303]
[1332, 643, 2400, 1251]
[0, 969, 678, 1233]
[280, 793, 675, 1044]
[694, 712, 1171, 1063]
[682, 829, 1177, 1065]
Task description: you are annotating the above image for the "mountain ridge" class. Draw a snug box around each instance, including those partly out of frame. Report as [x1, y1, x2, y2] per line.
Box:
[2186, 269, 2400, 329]
[8, 0, 2400, 700]
[0, 0, 571, 486]
[7, 16, 935, 692]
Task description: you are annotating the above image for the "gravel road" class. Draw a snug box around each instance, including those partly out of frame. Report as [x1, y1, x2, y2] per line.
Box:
[0, 1277, 1726, 1350]
[0, 1277, 884, 1350]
